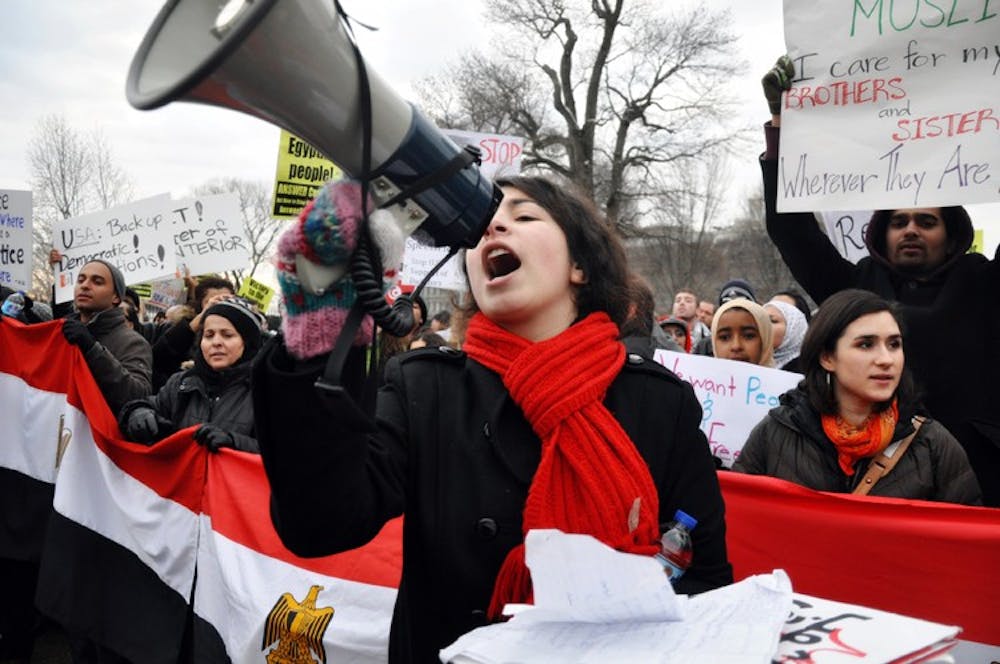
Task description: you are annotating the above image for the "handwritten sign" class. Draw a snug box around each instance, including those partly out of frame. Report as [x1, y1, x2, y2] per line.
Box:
[818, 209, 874, 263]
[441, 130, 524, 181]
[776, 593, 960, 663]
[148, 278, 187, 311]
[52, 195, 174, 304]
[167, 193, 251, 276]
[271, 130, 343, 219]
[779, 2, 1000, 212]
[237, 276, 274, 312]
[653, 350, 802, 468]
[400, 130, 525, 290]
[0, 189, 32, 290]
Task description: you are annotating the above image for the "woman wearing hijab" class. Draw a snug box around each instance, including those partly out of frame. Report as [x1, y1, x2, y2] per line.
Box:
[733, 289, 980, 504]
[252, 176, 732, 663]
[119, 296, 265, 453]
[765, 298, 808, 372]
[711, 297, 774, 367]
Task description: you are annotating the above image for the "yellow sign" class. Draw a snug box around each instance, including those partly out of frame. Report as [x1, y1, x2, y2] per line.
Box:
[970, 229, 984, 255]
[271, 130, 342, 219]
[130, 283, 153, 299]
[238, 276, 275, 313]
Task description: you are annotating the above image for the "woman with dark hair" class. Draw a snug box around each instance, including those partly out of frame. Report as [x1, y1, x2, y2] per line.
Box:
[119, 297, 264, 453]
[733, 289, 980, 504]
[253, 176, 732, 663]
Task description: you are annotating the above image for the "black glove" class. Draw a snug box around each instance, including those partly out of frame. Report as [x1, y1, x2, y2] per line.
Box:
[762, 55, 796, 115]
[62, 319, 97, 353]
[125, 408, 161, 444]
[194, 424, 235, 453]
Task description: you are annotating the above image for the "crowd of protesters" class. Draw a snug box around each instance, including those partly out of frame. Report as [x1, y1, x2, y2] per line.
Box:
[0, 54, 996, 664]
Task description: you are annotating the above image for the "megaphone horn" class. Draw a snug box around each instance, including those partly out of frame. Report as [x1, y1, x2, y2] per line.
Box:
[126, 0, 501, 250]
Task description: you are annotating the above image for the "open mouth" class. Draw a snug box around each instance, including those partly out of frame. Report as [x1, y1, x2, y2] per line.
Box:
[486, 247, 521, 280]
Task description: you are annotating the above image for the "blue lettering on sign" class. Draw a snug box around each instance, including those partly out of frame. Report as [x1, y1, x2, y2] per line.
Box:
[746, 376, 782, 407]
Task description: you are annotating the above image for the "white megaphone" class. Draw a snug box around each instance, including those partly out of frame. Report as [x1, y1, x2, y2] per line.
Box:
[126, 0, 501, 254]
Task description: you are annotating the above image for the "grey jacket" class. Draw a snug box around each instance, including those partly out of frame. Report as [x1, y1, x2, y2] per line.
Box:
[733, 388, 982, 505]
[74, 307, 153, 415]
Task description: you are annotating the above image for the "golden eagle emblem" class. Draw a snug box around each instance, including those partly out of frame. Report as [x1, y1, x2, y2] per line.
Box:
[262, 585, 335, 664]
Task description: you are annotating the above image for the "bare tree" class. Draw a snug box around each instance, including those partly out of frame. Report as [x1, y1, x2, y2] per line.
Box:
[192, 178, 284, 290]
[27, 115, 134, 296]
[716, 187, 804, 302]
[625, 153, 731, 310]
[415, 0, 743, 234]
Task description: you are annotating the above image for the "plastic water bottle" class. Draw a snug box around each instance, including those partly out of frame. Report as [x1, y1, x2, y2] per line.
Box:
[1, 291, 25, 318]
[656, 509, 698, 582]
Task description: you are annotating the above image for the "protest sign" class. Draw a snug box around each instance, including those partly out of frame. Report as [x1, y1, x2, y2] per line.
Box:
[400, 130, 525, 290]
[148, 278, 187, 312]
[237, 276, 274, 313]
[168, 193, 251, 276]
[52, 195, 174, 304]
[818, 209, 874, 263]
[0, 189, 32, 290]
[271, 130, 342, 219]
[653, 350, 802, 468]
[778, 2, 1000, 212]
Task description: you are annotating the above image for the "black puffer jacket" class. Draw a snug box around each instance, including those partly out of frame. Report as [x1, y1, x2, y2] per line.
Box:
[254, 341, 733, 664]
[762, 126, 1000, 506]
[733, 388, 981, 505]
[119, 361, 257, 453]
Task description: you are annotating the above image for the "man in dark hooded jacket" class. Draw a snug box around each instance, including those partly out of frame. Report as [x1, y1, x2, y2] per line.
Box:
[61, 260, 153, 415]
[760, 61, 1000, 505]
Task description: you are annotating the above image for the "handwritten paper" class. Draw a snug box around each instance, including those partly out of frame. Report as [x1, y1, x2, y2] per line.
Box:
[779, 1, 1000, 211]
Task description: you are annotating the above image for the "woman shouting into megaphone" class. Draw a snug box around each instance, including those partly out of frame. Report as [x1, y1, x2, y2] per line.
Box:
[252, 176, 732, 663]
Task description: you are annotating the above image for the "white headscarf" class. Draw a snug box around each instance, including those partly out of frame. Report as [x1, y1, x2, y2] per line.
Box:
[765, 299, 808, 370]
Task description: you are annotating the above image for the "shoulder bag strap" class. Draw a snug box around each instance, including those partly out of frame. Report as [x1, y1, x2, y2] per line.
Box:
[852, 416, 926, 496]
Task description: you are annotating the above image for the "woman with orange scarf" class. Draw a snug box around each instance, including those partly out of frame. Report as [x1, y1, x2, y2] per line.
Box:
[734, 289, 981, 504]
[253, 175, 732, 663]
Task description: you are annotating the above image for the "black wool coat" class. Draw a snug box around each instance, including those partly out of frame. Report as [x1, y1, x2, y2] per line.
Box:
[253, 341, 733, 664]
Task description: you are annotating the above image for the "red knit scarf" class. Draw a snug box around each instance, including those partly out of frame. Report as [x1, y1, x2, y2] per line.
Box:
[820, 399, 900, 476]
[462, 311, 661, 619]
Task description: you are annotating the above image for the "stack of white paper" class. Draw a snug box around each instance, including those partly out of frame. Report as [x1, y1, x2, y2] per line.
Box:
[440, 529, 792, 664]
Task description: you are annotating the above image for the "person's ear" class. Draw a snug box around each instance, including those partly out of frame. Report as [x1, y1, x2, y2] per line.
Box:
[570, 262, 587, 285]
[819, 352, 836, 373]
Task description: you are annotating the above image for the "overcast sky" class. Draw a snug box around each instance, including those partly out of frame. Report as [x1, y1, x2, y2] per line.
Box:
[2, 0, 997, 252]
[0, 1, 779, 203]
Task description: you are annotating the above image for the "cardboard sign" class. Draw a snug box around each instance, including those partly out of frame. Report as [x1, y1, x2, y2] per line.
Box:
[779, 2, 1000, 211]
[0, 189, 33, 290]
[168, 193, 251, 276]
[653, 350, 803, 468]
[271, 130, 342, 219]
[52, 195, 175, 304]
[237, 276, 274, 313]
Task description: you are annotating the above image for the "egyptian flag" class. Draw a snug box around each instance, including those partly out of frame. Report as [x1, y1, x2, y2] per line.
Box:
[191, 449, 400, 662]
[0, 319, 74, 561]
[2, 319, 400, 662]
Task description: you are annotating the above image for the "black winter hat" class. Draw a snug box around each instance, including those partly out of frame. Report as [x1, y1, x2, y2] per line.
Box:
[86, 259, 127, 304]
[201, 297, 265, 359]
[718, 279, 757, 306]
